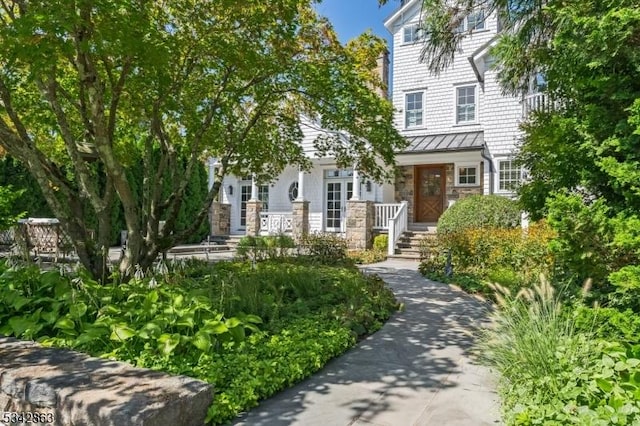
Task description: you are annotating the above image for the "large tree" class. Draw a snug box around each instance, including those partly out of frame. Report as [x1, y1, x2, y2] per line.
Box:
[0, 0, 404, 280]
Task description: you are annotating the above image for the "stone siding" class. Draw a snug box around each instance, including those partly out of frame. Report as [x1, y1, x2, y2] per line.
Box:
[209, 202, 231, 236]
[245, 200, 261, 236]
[291, 201, 309, 243]
[0, 337, 212, 426]
[345, 200, 374, 250]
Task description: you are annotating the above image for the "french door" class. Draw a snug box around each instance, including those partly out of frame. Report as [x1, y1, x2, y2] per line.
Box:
[325, 180, 353, 232]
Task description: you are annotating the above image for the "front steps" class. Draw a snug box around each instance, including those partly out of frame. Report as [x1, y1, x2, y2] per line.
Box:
[388, 229, 437, 261]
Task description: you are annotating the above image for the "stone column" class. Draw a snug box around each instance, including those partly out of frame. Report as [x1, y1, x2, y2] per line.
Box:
[245, 200, 262, 236]
[292, 201, 310, 243]
[345, 200, 374, 250]
[209, 202, 231, 236]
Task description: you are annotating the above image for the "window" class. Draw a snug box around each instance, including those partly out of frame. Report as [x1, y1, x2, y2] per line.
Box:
[405, 92, 423, 128]
[240, 184, 269, 227]
[456, 86, 476, 123]
[288, 182, 298, 202]
[457, 164, 479, 186]
[467, 10, 485, 30]
[498, 159, 522, 192]
[456, 10, 486, 33]
[403, 24, 420, 43]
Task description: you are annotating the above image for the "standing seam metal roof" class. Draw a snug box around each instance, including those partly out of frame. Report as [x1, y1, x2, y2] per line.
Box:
[402, 131, 484, 153]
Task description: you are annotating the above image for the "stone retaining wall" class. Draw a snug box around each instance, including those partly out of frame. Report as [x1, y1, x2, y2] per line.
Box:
[0, 337, 212, 426]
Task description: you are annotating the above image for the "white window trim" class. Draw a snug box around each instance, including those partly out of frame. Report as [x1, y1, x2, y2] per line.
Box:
[495, 158, 523, 193]
[402, 23, 421, 44]
[455, 9, 489, 33]
[404, 90, 426, 129]
[455, 162, 480, 187]
[453, 84, 478, 125]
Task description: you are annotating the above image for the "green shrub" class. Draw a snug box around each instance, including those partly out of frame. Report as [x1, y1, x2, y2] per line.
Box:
[573, 305, 640, 344]
[301, 233, 348, 264]
[347, 249, 386, 264]
[0, 185, 25, 231]
[372, 234, 388, 252]
[447, 223, 554, 277]
[480, 278, 640, 425]
[437, 194, 521, 235]
[235, 235, 296, 261]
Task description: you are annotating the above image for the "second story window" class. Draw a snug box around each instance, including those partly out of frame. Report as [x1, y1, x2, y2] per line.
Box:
[405, 92, 423, 128]
[456, 86, 476, 123]
[456, 10, 486, 33]
[403, 24, 421, 43]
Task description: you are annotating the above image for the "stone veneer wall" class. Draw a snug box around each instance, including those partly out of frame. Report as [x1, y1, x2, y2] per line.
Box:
[291, 201, 309, 243]
[210, 202, 231, 236]
[345, 200, 374, 250]
[0, 337, 212, 426]
[395, 163, 484, 222]
[245, 200, 262, 236]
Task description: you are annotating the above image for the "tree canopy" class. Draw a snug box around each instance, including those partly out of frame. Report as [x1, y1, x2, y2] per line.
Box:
[0, 0, 404, 280]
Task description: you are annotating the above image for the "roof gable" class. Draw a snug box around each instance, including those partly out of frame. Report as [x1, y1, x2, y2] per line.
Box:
[384, 0, 422, 32]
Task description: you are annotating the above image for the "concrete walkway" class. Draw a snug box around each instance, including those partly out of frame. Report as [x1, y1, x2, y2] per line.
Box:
[232, 259, 501, 426]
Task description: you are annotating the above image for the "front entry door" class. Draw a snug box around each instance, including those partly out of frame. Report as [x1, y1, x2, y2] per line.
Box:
[325, 180, 353, 232]
[415, 165, 445, 222]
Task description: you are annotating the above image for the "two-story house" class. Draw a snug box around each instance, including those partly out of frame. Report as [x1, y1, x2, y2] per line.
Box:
[209, 0, 529, 254]
[385, 0, 524, 225]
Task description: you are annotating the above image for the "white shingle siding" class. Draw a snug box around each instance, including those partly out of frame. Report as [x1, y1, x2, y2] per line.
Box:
[388, 6, 522, 181]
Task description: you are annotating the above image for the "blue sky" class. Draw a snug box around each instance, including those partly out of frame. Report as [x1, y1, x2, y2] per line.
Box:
[314, 0, 399, 46]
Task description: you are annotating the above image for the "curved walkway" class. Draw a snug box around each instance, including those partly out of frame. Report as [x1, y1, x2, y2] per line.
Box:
[233, 259, 501, 426]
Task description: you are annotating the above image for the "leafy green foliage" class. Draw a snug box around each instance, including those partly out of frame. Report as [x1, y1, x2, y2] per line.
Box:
[437, 195, 521, 235]
[0, 157, 52, 218]
[301, 233, 349, 264]
[546, 194, 640, 311]
[573, 306, 640, 345]
[235, 235, 296, 262]
[0, 258, 398, 424]
[480, 279, 640, 425]
[347, 249, 387, 264]
[372, 234, 388, 252]
[0, 185, 24, 231]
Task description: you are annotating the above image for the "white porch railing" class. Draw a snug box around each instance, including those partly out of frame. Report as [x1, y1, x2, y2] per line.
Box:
[522, 92, 559, 119]
[387, 201, 408, 256]
[259, 212, 293, 235]
[374, 203, 403, 230]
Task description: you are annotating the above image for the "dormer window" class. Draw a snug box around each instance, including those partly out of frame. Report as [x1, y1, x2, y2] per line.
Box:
[403, 24, 421, 43]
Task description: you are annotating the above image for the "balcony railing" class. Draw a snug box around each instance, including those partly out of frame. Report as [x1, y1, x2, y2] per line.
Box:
[259, 212, 293, 235]
[522, 92, 560, 119]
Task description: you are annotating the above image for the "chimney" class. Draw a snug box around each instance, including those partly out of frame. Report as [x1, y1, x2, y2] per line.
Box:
[375, 49, 390, 100]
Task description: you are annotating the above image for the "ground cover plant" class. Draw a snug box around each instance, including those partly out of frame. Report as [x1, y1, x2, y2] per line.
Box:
[481, 280, 640, 425]
[0, 256, 398, 424]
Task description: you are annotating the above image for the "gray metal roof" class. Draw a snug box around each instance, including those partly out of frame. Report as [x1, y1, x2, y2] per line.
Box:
[402, 131, 484, 153]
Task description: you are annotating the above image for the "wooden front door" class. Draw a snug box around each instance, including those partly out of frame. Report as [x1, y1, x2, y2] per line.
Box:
[415, 165, 445, 222]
